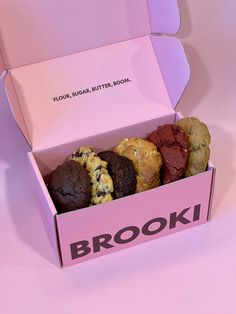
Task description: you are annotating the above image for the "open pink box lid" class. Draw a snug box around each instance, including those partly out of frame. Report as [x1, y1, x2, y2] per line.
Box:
[0, 0, 190, 151]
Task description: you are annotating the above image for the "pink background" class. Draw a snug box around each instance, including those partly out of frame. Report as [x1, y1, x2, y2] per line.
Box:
[0, 0, 236, 313]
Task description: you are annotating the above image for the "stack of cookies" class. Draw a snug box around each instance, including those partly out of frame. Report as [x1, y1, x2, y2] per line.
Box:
[47, 117, 211, 213]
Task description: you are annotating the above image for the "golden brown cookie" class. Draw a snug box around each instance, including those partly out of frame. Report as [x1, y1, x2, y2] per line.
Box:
[115, 138, 162, 193]
[70, 146, 114, 205]
[176, 117, 211, 176]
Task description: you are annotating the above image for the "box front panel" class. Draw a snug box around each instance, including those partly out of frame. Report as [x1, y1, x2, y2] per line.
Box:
[57, 170, 213, 267]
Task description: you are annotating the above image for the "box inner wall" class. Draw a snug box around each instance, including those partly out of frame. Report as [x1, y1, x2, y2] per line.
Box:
[34, 113, 176, 177]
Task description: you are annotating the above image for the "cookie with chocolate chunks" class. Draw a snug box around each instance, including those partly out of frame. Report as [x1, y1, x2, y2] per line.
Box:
[70, 146, 114, 205]
[176, 117, 211, 176]
[98, 151, 137, 199]
[115, 138, 163, 193]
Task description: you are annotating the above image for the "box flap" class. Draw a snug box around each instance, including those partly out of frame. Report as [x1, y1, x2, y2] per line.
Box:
[5, 74, 31, 145]
[0, 0, 180, 69]
[151, 35, 190, 109]
[148, 0, 180, 34]
[28, 153, 62, 266]
[0, 48, 5, 78]
[6, 35, 175, 151]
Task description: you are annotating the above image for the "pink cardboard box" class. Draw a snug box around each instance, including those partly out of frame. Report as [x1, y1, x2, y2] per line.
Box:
[0, 0, 215, 267]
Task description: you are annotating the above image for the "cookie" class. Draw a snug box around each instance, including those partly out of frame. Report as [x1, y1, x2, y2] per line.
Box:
[71, 146, 96, 166]
[70, 146, 114, 205]
[48, 160, 91, 213]
[97, 150, 117, 163]
[148, 124, 189, 184]
[115, 138, 162, 193]
[98, 150, 137, 199]
[176, 117, 211, 176]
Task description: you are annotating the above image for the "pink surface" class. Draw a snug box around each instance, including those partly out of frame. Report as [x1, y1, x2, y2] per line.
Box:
[1, 0, 236, 313]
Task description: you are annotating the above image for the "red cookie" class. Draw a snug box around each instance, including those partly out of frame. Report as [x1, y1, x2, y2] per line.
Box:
[148, 124, 189, 184]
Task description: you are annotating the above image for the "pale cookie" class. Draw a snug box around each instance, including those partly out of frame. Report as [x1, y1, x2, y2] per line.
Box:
[176, 117, 211, 176]
[70, 146, 114, 205]
[115, 138, 162, 193]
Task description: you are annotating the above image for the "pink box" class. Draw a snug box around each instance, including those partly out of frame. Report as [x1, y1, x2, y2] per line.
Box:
[0, 0, 215, 267]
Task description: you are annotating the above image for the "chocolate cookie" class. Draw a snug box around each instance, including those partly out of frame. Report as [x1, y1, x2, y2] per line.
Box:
[148, 124, 189, 184]
[98, 150, 137, 199]
[115, 138, 163, 193]
[70, 146, 114, 205]
[176, 117, 211, 176]
[48, 160, 91, 213]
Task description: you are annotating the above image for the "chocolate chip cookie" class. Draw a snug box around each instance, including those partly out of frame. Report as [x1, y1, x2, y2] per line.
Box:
[98, 150, 137, 199]
[176, 117, 211, 176]
[148, 124, 189, 184]
[48, 160, 91, 213]
[70, 146, 114, 205]
[115, 138, 162, 193]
